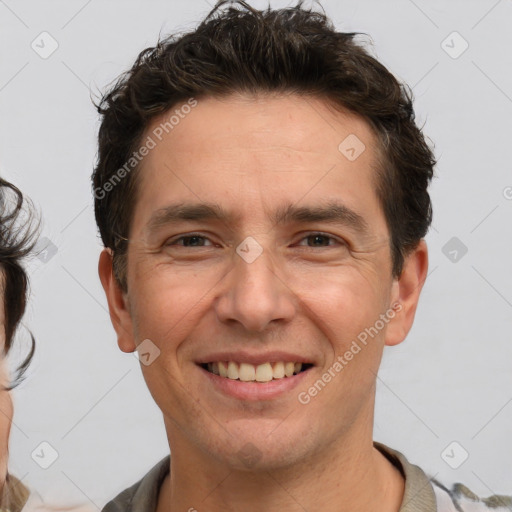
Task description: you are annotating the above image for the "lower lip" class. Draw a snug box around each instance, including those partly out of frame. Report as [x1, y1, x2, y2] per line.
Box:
[198, 364, 312, 401]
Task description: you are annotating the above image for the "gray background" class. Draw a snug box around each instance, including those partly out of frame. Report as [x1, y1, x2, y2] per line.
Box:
[0, 0, 511, 507]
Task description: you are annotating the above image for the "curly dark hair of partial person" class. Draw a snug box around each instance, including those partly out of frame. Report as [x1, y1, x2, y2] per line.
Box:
[92, 0, 435, 291]
[0, 177, 37, 389]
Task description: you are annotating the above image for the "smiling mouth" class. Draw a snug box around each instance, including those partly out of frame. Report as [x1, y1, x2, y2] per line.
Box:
[199, 361, 313, 382]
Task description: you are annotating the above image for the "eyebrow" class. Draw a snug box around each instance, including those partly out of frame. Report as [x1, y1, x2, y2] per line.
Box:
[146, 200, 369, 235]
[271, 202, 369, 234]
[147, 202, 230, 232]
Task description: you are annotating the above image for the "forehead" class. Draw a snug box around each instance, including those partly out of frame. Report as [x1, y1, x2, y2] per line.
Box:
[147, 93, 377, 162]
[132, 93, 384, 232]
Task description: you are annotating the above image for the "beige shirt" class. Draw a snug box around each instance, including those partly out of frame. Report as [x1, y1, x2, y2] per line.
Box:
[101, 442, 512, 511]
[0, 473, 30, 512]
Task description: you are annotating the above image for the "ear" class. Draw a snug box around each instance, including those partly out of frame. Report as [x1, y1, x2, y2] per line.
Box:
[384, 239, 428, 347]
[98, 249, 136, 353]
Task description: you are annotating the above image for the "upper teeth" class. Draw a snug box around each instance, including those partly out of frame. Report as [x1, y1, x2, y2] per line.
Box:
[206, 362, 304, 382]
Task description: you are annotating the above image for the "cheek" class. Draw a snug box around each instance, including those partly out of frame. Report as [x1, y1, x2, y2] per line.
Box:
[290, 268, 390, 396]
[290, 267, 387, 339]
[129, 263, 220, 345]
[0, 391, 12, 433]
[0, 388, 12, 483]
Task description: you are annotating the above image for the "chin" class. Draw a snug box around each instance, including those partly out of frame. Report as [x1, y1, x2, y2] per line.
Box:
[208, 429, 311, 472]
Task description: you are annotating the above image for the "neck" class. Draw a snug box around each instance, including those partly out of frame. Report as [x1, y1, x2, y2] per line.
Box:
[157, 420, 404, 512]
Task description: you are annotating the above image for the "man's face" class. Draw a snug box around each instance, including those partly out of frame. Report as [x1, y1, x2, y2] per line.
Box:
[102, 94, 423, 469]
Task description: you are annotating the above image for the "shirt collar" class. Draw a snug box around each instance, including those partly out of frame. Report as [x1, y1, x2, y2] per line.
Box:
[374, 441, 437, 512]
[115, 443, 437, 512]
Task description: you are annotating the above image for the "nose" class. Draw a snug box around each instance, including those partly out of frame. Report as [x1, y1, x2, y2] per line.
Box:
[213, 246, 296, 333]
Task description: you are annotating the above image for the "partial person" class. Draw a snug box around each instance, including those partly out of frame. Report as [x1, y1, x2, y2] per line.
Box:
[0, 177, 94, 511]
[0, 176, 36, 510]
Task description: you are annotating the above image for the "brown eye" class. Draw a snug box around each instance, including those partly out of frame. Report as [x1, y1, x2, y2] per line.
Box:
[306, 234, 331, 246]
[166, 234, 213, 247]
[296, 233, 342, 247]
[181, 236, 208, 247]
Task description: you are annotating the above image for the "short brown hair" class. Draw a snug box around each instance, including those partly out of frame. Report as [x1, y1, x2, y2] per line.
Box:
[92, 0, 435, 290]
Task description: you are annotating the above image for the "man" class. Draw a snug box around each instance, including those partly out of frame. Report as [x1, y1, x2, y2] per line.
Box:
[93, 1, 511, 511]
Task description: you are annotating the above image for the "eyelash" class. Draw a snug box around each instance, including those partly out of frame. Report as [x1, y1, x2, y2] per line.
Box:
[165, 232, 344, 248]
